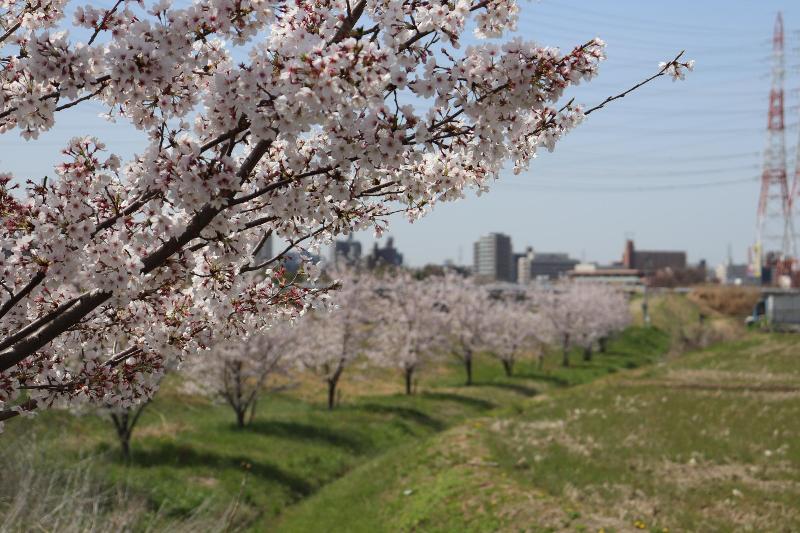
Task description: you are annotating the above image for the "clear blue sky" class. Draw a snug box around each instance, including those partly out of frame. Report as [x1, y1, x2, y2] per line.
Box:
[356, 0, 800, 268]
[2, 0, 797, 267]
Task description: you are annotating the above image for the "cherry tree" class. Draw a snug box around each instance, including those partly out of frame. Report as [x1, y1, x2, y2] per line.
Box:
[483, 298, 547, 376]
[0, 0, 693, 426]
[536, 283, 586, 368]
[182, 323, 294, 427]
[536, 282, 631, 366]
[594, 285, 631, 354]
[107, 400, 151, 459]
[80, 339, 167, 458]
[436, 273, 491, 385]
[291, 269, 374, 409]
[367, 272, 447, 394]
[565, 283, 630, 361]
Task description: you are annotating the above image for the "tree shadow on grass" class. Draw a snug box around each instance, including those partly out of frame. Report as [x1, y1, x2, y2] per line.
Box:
[419, 392, 496, 411]
[354, 403, 445, 431]
[512, 372, 570, 388]
[129, 442, 313, 496]
[246, 420, 367, 453]
[471, 381, 540, 397]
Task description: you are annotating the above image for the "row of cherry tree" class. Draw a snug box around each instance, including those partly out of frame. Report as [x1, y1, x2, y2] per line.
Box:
[183, 270, 631, 427]
[0, 0, 691, 427]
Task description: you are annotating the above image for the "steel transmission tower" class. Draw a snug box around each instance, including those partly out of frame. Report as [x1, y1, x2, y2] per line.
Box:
[791, 120, 800, 258]
[756, 12, 793, 268]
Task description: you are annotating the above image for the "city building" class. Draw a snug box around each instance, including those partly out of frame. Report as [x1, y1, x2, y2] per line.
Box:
[622, 239, 686, 274]
[473, 233, 514, 282]
[516, 251, 533, 284]
[516, 247, 579, 283]
[331, 235, 362, 266]
[715, 261, 756, 285]
[366, 237, 403, 269]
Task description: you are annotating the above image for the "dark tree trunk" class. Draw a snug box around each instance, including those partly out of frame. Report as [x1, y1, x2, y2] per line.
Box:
[119, 433, 130, 459]
[583, 346, 593, 362]
[247, 397, 258, 426]
[327, 372, 342, 410]
[537, 353, 544, 370]
[111, 412, 133, 459]
[236, 408, 246, 428]
[404, 367, 414, 395]
[562, 334, 570, 367]
[502, 358, 514, 377]
[464, 354, 473, 386]
[327, 380, 336, 409]
[598, 337, 608, 353]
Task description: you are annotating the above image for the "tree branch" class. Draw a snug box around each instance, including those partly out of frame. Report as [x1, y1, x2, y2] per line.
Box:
[584, 51, 685, 116]
[0, 289, 112, 372]
[141, 140, 271, 273]
[0, 269, 46, 321]
[328, 0, 366, 45]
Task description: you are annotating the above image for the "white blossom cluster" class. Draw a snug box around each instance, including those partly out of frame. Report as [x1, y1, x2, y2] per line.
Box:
[0, 0, 685, 425]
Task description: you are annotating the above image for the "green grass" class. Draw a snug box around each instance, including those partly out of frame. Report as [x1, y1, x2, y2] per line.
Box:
[277, 331, 800, 532]
[3, 323, 673, 531]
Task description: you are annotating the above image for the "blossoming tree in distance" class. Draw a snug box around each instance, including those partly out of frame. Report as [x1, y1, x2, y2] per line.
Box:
[575, 284, 631, 361]
[483, 297, 547, 377]
[182, 323, 295, 427]
[536, 282, 631, 367]
[0, 0, 692, 426]
[291, 269, 373, 409]
[436, 273, 492, 385]
[367, 271, 447, 394]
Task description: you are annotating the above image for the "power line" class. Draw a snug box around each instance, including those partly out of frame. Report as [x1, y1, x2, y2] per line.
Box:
[534, 164, 761, 179]
[499, 176, 759, 193]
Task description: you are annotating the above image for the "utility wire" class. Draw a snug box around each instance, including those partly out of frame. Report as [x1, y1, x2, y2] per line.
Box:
[499, 176, 759, 193]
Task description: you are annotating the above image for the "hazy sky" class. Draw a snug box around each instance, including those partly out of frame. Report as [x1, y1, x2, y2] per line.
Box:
[2, 1, 797, 267]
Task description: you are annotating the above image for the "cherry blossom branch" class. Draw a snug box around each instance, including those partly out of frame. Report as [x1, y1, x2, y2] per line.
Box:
[0, 399, 37, 422]
[584, 51, 687, 116]
[400, 0, 490, 51]
[0, 289, 112, 372]
[91, 190, 160, 237]
[0, 294, 82, 352]
[0, 76, 112, 121]
[0, 141, 272, 369]
[0, 269, 46, 320]
[87, 0, 125, 46]
[328, 0, 367, 45]
[0, 1, 40, 44]
[240, 224, 331, 274]
[141, 140, 271, 273]
[54, 82, 110, 112]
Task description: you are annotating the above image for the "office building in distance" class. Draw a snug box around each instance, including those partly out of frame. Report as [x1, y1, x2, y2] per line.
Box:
[331, 235, 363, 267]
[517, 247, 579, 283]
[473, 233, 514, 282]
[622, 239, 686, 274]
[366, 237, 404, 269]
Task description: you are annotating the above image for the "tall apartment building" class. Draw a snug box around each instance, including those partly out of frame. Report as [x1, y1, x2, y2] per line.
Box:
[473, 233, 514, 282]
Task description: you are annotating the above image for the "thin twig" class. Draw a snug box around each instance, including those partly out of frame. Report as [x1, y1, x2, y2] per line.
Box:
[584, 51, 685, 116]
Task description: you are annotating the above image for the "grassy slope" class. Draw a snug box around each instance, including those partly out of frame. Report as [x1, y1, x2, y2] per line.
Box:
[274, 326, 670, 532]
[3, 325, 669, 531]
[279, 332, 800, 532]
